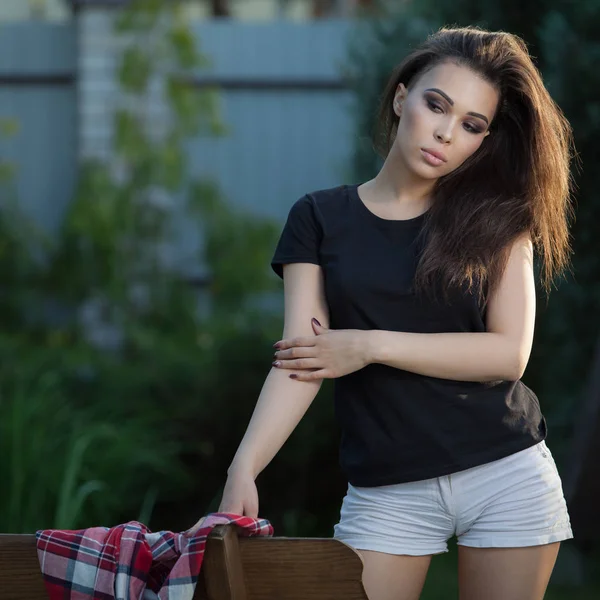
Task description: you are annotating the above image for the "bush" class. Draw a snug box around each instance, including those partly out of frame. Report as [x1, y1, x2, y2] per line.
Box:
[0, 1, 283, 533]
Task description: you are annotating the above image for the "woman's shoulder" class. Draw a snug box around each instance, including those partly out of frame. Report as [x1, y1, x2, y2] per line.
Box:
[283, 184, 354, 236]
[299, 183, 352, 214]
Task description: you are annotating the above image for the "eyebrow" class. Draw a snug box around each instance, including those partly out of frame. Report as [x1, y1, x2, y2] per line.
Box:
[424, 88, 490, 125]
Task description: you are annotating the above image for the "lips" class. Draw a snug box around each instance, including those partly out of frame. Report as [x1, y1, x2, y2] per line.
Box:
[421, 148, 447, 162]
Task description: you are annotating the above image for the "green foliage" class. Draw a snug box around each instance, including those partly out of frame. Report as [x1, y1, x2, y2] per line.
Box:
[118, 47, 152, 94]
[0, 114, 51, 333]
[189, 181, 282, 314]
[0, 1, 291, 534]
[0, 340, 188, 533]
[0, 118, 19, 184]
[347, 1, 600, 453]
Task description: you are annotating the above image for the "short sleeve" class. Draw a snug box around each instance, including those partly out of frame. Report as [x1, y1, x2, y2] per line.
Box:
[271, 194, 323, 279]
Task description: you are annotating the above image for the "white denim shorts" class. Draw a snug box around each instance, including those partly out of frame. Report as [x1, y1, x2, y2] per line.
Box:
[333, 441, 573, 556]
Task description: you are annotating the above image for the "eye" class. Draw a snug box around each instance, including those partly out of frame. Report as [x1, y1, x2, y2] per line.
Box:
[464, 122, 484, 134]
[426, 100, 443, 113]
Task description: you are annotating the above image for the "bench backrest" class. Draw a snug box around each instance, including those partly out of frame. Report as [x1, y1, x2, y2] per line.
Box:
[0, 525, 368, 599]
[0, 533, 48, 599]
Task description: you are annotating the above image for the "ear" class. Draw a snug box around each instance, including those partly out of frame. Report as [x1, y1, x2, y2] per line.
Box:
[393, 83, 407, 117]
[395, 82, 407, 97]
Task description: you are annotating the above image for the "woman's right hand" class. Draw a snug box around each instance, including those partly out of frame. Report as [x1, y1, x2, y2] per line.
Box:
[186, 467, 259, 536]
[218, 466, 259, 518]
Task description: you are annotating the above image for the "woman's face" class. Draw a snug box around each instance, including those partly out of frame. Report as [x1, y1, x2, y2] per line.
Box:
[393, 61, 499, 179]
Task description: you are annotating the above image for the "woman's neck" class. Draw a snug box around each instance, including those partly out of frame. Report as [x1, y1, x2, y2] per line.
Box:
[370, 144, 436, 210]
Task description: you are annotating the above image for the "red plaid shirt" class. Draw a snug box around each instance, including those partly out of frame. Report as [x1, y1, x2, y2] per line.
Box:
[35, 513, 273, 599]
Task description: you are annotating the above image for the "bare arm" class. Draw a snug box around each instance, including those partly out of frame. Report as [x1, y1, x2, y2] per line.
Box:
[228, 262, 330, 479]
[273, 234, 536, 383]
[367, 234, 536, 381]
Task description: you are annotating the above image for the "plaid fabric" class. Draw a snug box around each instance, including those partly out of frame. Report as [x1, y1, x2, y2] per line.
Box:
[35, 513, 273, 600]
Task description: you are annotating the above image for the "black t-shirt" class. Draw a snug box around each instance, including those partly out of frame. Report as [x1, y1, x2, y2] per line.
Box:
[271, 183, 546, 487]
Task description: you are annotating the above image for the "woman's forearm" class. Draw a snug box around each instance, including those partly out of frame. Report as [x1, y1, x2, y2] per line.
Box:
[228, 367, 323, 479]
[366, 330, 526, 382]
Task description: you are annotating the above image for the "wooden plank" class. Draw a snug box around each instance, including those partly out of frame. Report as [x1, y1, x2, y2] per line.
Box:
[239, 536, 368, 599]
[194, 570, 210, 600]
[203, 525, 248, 600]
[0, 85, 78, 234]
[0, 535, 48, 600]
[0, 533, 213, 600]
[0, 74, 74, 85]
[0, 24, 75, 74]
[190, 21, 352, 79]
[0, 530, 367, 600]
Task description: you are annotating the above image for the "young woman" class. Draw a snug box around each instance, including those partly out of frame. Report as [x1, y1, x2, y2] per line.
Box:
[210, 26, 575, 600]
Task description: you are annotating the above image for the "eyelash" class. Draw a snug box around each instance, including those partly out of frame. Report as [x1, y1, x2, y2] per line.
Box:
[426, 100, 483, 134]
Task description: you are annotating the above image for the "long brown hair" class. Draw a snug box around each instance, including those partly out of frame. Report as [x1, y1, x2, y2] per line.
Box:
[374, 26, 576, 304]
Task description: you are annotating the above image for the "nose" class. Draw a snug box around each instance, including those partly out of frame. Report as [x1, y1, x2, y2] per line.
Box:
[434, 122, 453, 144]
[435, 129, 452, 144]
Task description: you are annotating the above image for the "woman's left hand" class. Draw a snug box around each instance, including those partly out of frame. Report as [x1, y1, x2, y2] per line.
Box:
[272, 319, 371, 381]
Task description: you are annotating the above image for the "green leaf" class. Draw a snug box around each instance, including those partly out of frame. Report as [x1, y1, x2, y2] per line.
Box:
[118, 46, 153, 94]
[137, 484, 159, 525]
[157, 134, 185, 191]
[168, 25, 202, 70]
[166, 77, 202, 134]
[195, 88, 228, 136]
[114, 0, 163, 33]
[114, 110, 148, 160]
[54, 424, 118, 529]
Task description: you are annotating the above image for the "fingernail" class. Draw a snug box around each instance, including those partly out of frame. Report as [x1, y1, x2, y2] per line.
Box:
[272, 361, 280, 367]
[312, 318, 321, 326]
[289, 374, 298, 379]
[273, 342, 281, 348]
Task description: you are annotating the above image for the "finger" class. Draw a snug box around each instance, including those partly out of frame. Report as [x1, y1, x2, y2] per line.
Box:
[290, 369, 330, 381]
[275, 336, 317, 350]
[274, 347, 316, 360]
[275, 358, 322, 370]
[311, 319, 328, 332]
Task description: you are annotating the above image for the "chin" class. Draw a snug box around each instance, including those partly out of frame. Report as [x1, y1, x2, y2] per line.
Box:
[410, 161, 442, 180]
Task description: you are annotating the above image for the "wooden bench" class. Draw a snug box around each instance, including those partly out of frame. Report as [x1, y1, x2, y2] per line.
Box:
[0, 525, 368, 599]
